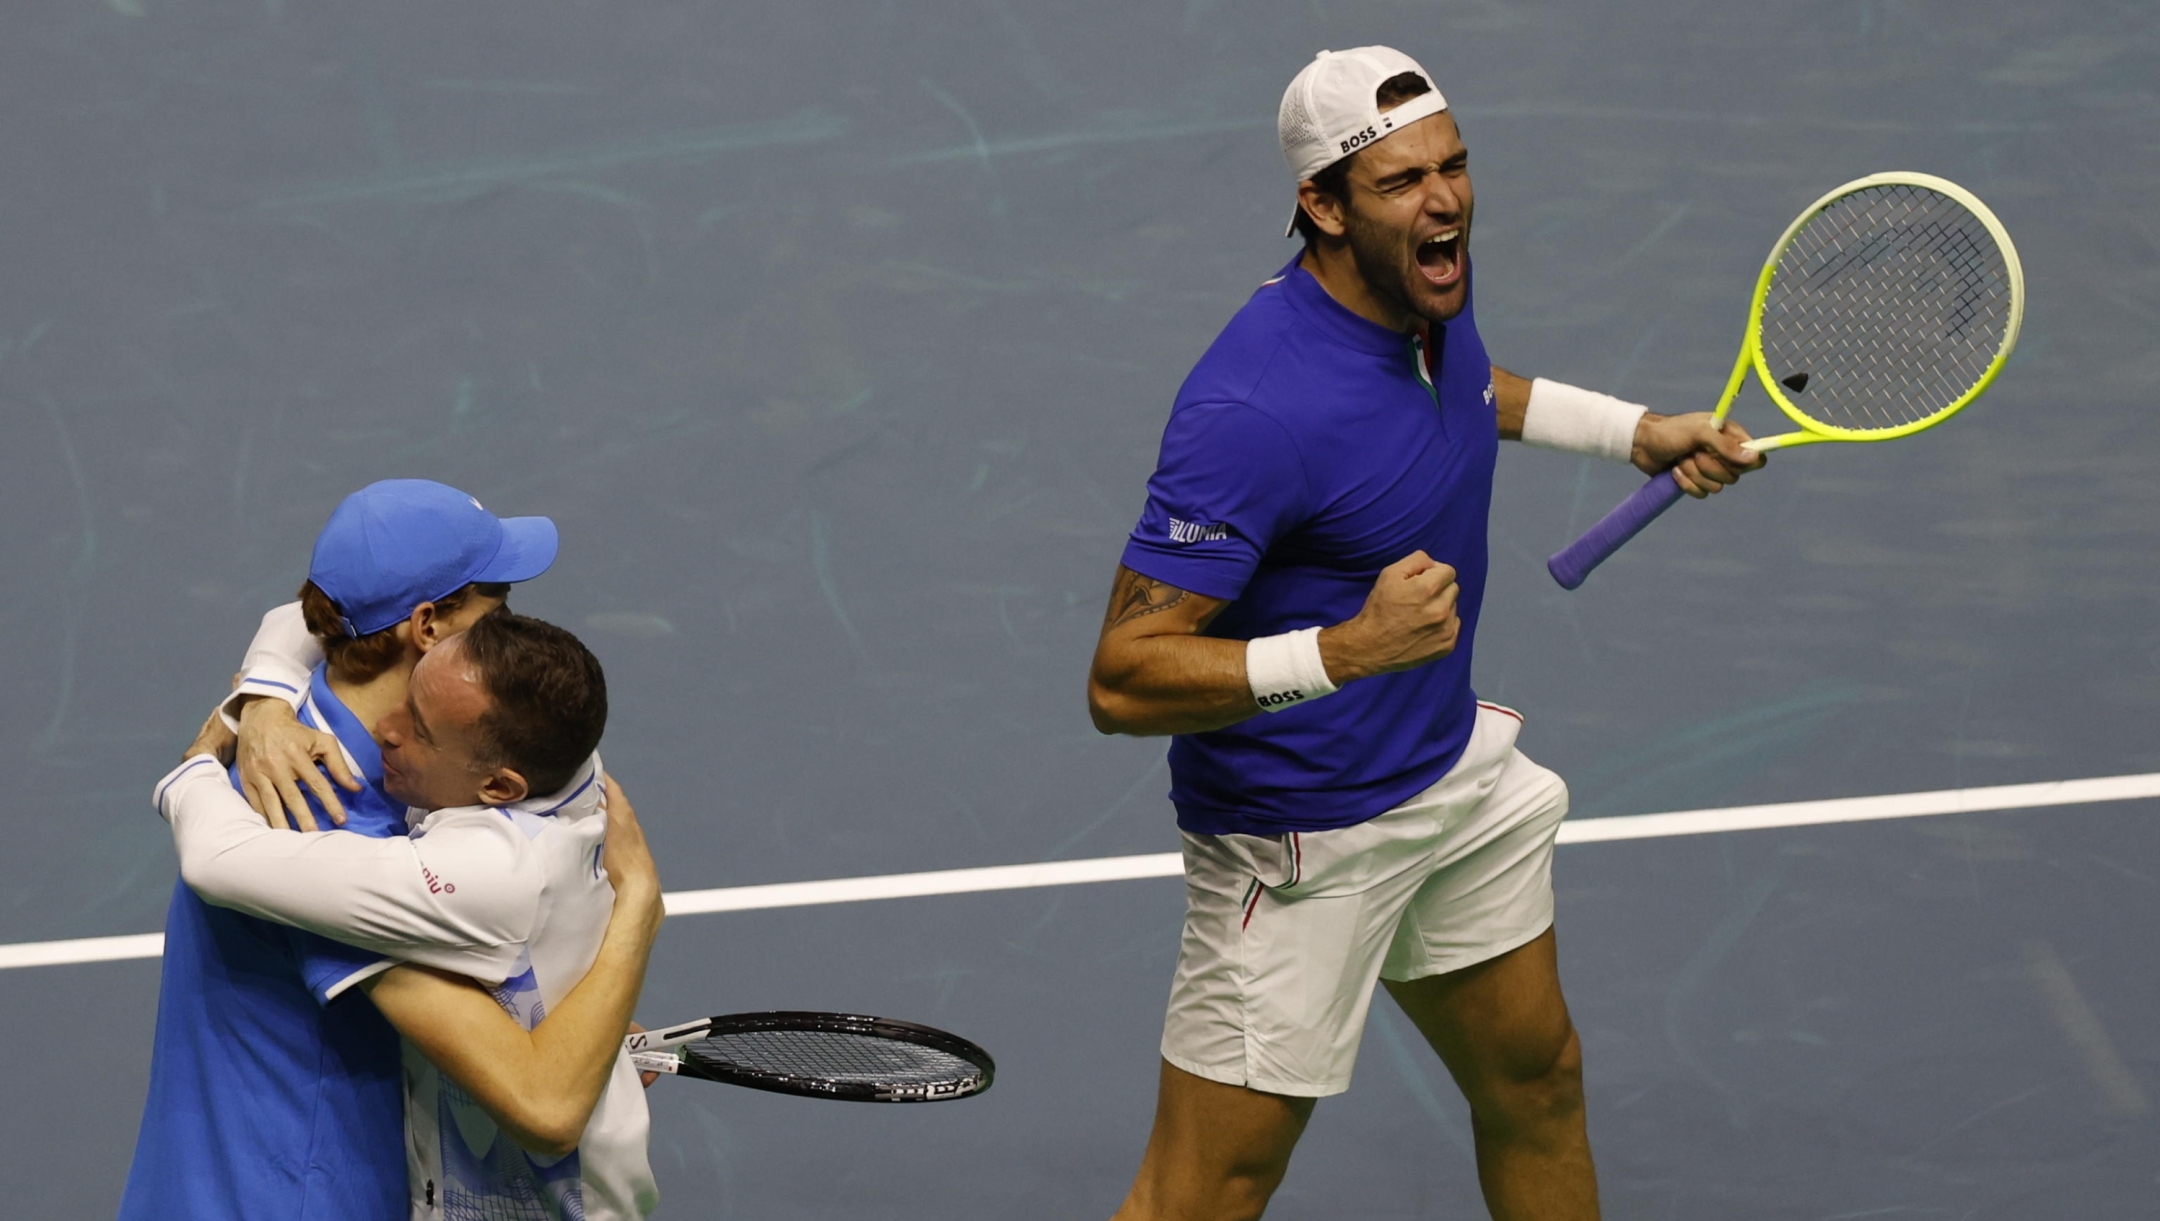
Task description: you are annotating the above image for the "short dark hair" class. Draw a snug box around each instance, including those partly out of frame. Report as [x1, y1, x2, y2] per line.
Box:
[1291, 71, 1434, 246]
[299, 579, 511, 684]
[458, 611, 608, 798]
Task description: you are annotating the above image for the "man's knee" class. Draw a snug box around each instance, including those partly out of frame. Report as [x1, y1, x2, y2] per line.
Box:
[1130, 1137, 1292, 1219]
[1467, 1025, 1585, 1138]
[1123, 1135, 1293, 1221]
[1191, 1170, 1282, 1221]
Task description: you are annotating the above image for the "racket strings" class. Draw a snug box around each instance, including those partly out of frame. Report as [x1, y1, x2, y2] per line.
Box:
[684, 1028, 980, 1086]
[1760, 183, 2013, 433]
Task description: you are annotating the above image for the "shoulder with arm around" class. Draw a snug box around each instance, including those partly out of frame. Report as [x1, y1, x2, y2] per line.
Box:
[221, 601, 322, 722]
[403, 805, 548, 938]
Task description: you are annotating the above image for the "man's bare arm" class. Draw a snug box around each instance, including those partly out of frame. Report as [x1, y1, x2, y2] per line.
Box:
[1086, 557, 1465, 738]
[1087, 566, 1247, 737]
[1493, 364, 1532, 439]
[360, 776, 662, 1158]
[1490, 362, 1764, 497]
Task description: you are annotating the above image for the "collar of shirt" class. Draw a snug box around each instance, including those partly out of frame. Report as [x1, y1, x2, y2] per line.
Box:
[307, 665, 385, 787]
[1275, 255, 1419, 357]
[247, 665, 409, 839]
[407, 752, 605, 839]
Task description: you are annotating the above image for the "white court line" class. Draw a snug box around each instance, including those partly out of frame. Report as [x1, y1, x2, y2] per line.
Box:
[1554, 772, 2160, 843]
[663, 852, 1183, 916]
[6, 771, 2157, 972]
[0, 933, 168, 971]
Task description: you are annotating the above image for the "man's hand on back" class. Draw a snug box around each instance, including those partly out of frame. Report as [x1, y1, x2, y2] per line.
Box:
[1319, 551, 1461, 684]
[603, 777, 666, 1088]
[185, 709, 239, 768]
[1631, 412, 1766, 498]
[357, 775, 666, 1158]
[599, 776, 665, 928]
[233, 696, 361, 831]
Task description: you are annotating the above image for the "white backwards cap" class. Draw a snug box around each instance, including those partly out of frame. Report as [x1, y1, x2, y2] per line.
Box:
[1278, 46, 1449, 236]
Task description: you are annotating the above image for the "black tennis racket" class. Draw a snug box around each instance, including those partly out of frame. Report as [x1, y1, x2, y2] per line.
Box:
[623, 1011, 996, 1103]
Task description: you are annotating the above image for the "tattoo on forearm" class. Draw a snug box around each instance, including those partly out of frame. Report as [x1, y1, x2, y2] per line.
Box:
[1105, 570, 1190, 629]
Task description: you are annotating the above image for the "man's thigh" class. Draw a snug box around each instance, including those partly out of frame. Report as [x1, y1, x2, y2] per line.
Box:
[1382, 926, 1577, 1096]
[1379, 744, 1567, 984]
[1162, 829, 1420, 1097]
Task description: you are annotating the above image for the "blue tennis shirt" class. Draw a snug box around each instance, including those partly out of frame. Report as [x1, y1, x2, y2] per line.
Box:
[1121, 256, 1497, 836]
[119, 668, 409, 1221]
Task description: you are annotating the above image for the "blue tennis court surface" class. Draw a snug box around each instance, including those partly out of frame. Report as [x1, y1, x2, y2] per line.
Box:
[2, 1, 2156, 1216]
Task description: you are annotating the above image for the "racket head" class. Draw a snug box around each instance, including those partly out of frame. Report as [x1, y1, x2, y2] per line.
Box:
[658, 1011, 995, 1104]
[1742, 171, 2024, 442]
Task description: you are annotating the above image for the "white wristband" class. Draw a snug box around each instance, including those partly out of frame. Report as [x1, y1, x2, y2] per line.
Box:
[1246, 627, 1338, 713]
[1521, 378, 1647, 464]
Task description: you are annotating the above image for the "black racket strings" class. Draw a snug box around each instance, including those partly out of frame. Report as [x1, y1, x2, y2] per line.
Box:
[1761, 183, 2014, 433]
[682, 1027, 983, 1087]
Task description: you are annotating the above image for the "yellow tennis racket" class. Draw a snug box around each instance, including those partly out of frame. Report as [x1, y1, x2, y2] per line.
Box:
[1548, 171, 2025, 589]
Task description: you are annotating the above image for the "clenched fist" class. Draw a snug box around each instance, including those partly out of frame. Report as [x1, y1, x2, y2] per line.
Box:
[1319, 551, 1461, 684]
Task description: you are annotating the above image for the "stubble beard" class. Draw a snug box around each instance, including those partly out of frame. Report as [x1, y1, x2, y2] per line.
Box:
[1343, 202, 1468, 328]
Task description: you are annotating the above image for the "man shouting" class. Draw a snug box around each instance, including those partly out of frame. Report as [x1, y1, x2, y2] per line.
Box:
[1088, 46, 1761, 1220]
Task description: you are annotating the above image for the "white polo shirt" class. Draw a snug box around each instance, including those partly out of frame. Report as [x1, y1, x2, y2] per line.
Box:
[158, 747, 657, 1221]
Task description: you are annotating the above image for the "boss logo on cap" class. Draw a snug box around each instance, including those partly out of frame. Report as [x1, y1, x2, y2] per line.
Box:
[1338, 125, 1379, 155]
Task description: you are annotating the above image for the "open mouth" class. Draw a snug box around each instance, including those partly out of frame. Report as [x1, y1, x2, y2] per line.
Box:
[1416, 228, 1463, 288]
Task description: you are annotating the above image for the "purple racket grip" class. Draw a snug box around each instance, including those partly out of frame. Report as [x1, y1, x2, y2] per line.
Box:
[1547, 472, 1686, 590]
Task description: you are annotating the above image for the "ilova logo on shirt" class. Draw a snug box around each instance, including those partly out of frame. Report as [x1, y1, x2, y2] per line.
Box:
[1168, 518, 1229, 544]
[1483, 379, 1496, 407]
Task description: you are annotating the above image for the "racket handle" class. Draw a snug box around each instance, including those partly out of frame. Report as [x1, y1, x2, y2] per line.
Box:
[629, 1051, 682, 1075]
[1546, 472, 1687, 589]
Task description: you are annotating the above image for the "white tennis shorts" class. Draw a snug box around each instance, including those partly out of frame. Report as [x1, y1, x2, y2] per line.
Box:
[1161, 702, 1568, 1097]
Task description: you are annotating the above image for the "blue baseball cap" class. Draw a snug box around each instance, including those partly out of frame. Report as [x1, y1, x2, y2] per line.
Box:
[308, 479, 559, 637]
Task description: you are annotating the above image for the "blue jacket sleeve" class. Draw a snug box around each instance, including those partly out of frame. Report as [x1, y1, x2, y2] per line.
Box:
[1118, 402, 1312, 601]
[290, 928, 391, 1004]
[221, 759, 394, 1005]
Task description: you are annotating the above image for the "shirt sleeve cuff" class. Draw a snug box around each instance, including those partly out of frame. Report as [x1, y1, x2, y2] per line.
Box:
[1117, 540, 1252, 602]
[217, 603, 322, 730]
[318, 957, 397, 1003]
[153, 755, 227, 823]
[217, 679, 307, 732]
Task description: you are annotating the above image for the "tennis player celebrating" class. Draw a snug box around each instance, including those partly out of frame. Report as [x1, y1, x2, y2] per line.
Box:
[1089, 48, 1761, 1219]
[121, 483, 659, 1221]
